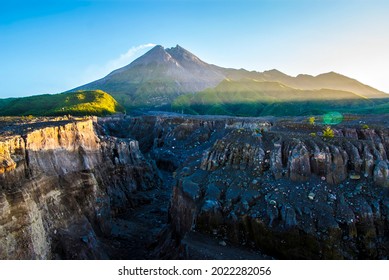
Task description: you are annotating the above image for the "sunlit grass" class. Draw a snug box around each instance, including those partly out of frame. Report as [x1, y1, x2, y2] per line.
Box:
[0, 90, 124, 116]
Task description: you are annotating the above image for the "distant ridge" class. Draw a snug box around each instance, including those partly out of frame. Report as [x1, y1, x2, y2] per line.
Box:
[71, 44, 389, 116]
[263, 71, 386, 99]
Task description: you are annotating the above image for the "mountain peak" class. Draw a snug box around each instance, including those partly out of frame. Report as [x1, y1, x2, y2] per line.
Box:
[262, 69, 290, 79]
[166, 44, 206, 67]
[151, 44, 164, 50]
[170, 44, 184, 50]
[317, 71, 344, 78]
[127, 44, 172, 67]
[263, 69, 287, 75]
[166, 44, 187, 53]
[116, 44, 205, 70]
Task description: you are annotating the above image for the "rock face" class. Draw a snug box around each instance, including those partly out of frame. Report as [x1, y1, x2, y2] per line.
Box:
[112, 114, 389, 259]
[2, 114, 389, 260]
[0, 118, 160, 259]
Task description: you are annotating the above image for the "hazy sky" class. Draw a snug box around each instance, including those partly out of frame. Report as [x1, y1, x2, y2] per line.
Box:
[1, 0, 388, 97]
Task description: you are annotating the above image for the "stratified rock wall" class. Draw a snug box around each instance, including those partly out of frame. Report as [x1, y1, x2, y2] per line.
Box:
[0, 119, 160, 259]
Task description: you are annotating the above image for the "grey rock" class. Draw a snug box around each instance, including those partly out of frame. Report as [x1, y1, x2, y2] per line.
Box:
[373, 160, 389, 187]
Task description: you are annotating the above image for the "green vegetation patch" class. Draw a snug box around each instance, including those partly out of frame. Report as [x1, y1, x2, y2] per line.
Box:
[172, 79, 389, 117]
[0, 90, 124, 117]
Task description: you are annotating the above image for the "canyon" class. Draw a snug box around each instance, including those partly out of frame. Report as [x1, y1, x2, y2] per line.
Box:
[1, 113, 388, 259]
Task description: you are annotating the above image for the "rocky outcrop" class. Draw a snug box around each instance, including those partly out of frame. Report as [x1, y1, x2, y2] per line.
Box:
[197, 128, 389, 187]
[119, 114, 389, 259]
[0, 118, 160, 259]
[2, 113, 389, 260]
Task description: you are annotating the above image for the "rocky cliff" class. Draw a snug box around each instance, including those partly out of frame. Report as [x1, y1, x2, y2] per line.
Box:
[2, 114, 389, 259]
[0, 118, 160, 259]
[110, 114, 389, 259]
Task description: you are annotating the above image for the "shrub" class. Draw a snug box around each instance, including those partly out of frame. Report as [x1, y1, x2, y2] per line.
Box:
[308, 116, 315, 125]
[322, 126, 334, 138]
[361, 124, 369, 129]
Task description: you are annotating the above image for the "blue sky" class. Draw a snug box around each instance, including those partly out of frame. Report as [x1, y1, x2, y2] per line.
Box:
[1, 0, 388, 97]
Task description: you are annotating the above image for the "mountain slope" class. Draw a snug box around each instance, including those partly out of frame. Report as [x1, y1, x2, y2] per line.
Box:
[0, 90, 124, 116]
[74, 45, 225, 109]
[172, 79, 380, 116]
[71, 44, 388, 115]
[216, 68, 387, 99]
[255, 70, 388, 99]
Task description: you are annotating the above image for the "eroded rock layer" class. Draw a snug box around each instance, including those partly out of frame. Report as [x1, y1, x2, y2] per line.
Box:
[111, 114, 389, 259]
[0, 118, 160, 259]
[2, 114, 389, 259]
